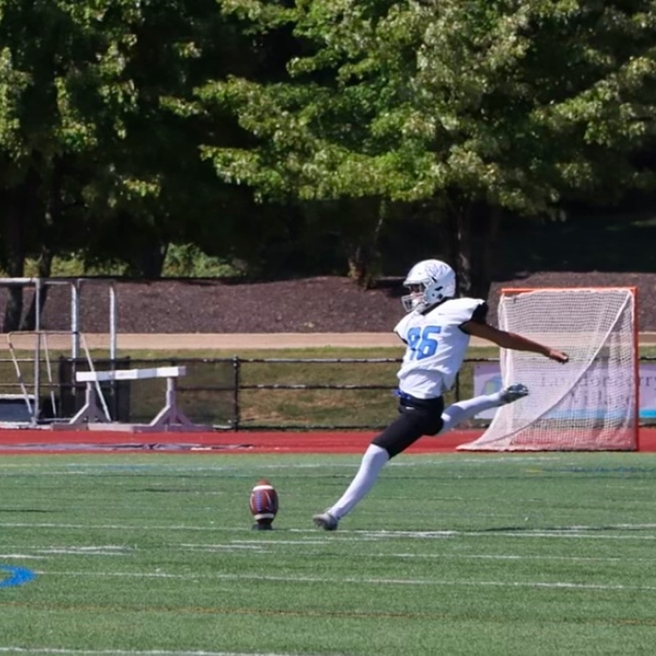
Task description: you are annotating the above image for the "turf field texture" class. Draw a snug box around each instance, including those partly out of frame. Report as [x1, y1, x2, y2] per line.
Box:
[1, 453, 656, 655]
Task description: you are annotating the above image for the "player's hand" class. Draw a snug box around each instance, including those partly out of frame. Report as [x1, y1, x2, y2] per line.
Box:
[547, 349, 569, 363]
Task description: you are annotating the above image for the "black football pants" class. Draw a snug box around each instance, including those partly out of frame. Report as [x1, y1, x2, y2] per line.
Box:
[372, 395, 445, 458]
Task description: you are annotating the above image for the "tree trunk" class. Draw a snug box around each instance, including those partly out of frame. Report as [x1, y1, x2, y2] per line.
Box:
[20, 245, 53, 331]
[20, 159, 63, 331]
[476, 205, 502, 299]
[347, 197, 386, 289]
[1, 188, 26, 333]
[129, 242, 169, 278]
[456, 206, 473, 297]
[436, 210, 457, 266]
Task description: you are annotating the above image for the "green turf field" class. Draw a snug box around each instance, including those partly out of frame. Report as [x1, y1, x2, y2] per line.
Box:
[2, 452, 656, 655]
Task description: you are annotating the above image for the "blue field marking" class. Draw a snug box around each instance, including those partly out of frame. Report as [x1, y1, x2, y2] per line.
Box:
[0, 565, 36, 588]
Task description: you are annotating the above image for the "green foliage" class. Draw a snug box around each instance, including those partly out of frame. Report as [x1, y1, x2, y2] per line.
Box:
[162, 244, 242, 277]
[3, 0, 656, 286]
[204, 0, 656, 213]
[6, 246, 242, 278]
[0, 0, 255, 278]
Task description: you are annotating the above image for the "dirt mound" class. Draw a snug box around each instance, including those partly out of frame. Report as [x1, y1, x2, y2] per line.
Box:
[1, 271, 654, 333]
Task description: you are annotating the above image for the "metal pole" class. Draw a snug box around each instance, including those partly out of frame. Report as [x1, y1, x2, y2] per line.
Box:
[71, 280, 81, 417]
[33, 278, 42, 424]
[233, 356, 240, 431]
[108, 282, 118, 420]
[71, 280, 80, 360]
[34, 279, 41, 332]
[109, 282, 117, 362]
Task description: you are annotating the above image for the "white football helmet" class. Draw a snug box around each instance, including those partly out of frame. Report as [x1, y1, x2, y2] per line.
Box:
[401, 259, 456, 313]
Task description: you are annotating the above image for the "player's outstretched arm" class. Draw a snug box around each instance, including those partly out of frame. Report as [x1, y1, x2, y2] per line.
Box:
[462, 322, 569, 363]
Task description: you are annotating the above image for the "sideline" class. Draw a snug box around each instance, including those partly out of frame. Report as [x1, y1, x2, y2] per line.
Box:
[2, 332, 656, 350]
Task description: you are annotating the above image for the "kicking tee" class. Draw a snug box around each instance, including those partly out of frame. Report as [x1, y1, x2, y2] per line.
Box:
[394, 298, 487, 399]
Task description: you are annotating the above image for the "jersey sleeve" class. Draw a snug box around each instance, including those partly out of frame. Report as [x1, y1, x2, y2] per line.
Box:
[393, 314, 412, 343]
[443, 298, 488, 326]
[469, 301, 489, 324]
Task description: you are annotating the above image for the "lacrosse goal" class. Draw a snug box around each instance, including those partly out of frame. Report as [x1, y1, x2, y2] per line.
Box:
[459, 287, 639, 451]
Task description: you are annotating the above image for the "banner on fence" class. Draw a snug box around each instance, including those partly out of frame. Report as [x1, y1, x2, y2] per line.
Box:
[472, 362, 656, 420]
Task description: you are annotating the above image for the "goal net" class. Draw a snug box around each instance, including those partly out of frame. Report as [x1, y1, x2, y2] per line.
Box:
[459, 287, 638, 451]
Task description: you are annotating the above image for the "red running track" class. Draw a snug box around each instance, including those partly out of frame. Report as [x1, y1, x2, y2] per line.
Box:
[0, 428, 655, 454]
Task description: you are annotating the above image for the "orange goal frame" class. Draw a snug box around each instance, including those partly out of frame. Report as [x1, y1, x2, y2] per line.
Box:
[499, 286, 640, 451]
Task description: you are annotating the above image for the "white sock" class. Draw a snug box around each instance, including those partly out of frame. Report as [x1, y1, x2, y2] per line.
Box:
[439, 391, 506, 434]
[328, 444, 389, 520]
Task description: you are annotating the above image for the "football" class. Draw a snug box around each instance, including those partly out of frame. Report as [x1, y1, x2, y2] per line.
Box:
[249, 479, 279, 530]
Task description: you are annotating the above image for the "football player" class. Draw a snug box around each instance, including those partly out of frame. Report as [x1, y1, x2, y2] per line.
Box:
[313, 259, 569, 530]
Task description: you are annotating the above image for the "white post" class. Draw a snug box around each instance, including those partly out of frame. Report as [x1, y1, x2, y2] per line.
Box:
[71, 280, 80, 360]
[109, 282, 117, 362]
[33, 278, 42, 424]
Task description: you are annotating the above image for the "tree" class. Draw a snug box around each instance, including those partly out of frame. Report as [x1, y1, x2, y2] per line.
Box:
[0, 0, 241, 329]
[0, 0, 105, 329]
[200, 0, 656, 294]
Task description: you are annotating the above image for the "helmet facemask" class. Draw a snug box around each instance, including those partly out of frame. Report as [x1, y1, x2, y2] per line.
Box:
[402, 284, 429, 313]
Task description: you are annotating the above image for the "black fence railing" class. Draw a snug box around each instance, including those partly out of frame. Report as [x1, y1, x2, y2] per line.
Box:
[1, 355, 654, 430]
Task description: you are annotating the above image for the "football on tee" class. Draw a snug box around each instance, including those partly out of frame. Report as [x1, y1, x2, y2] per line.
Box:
[249, 479, 279, 530]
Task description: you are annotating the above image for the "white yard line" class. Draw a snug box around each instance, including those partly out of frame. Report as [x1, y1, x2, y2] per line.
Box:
[33, 568, 656, 592]
[176, 543, 656, 563]
[0, 522, 240, 532]
[2, 521, 656, 539]
[0, 649, 319, 656]
[384, 552, 638, 562]
[4, 541, 652, 564]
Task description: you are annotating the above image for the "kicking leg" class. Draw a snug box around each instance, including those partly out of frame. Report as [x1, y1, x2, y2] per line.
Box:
[439, 384, 528, 434]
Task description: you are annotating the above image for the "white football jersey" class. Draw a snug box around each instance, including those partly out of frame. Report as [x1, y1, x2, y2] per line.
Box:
[394, 297, 487, 399]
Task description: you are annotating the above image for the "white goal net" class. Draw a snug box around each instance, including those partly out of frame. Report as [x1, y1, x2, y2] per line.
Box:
[459, 287, 638, 451]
